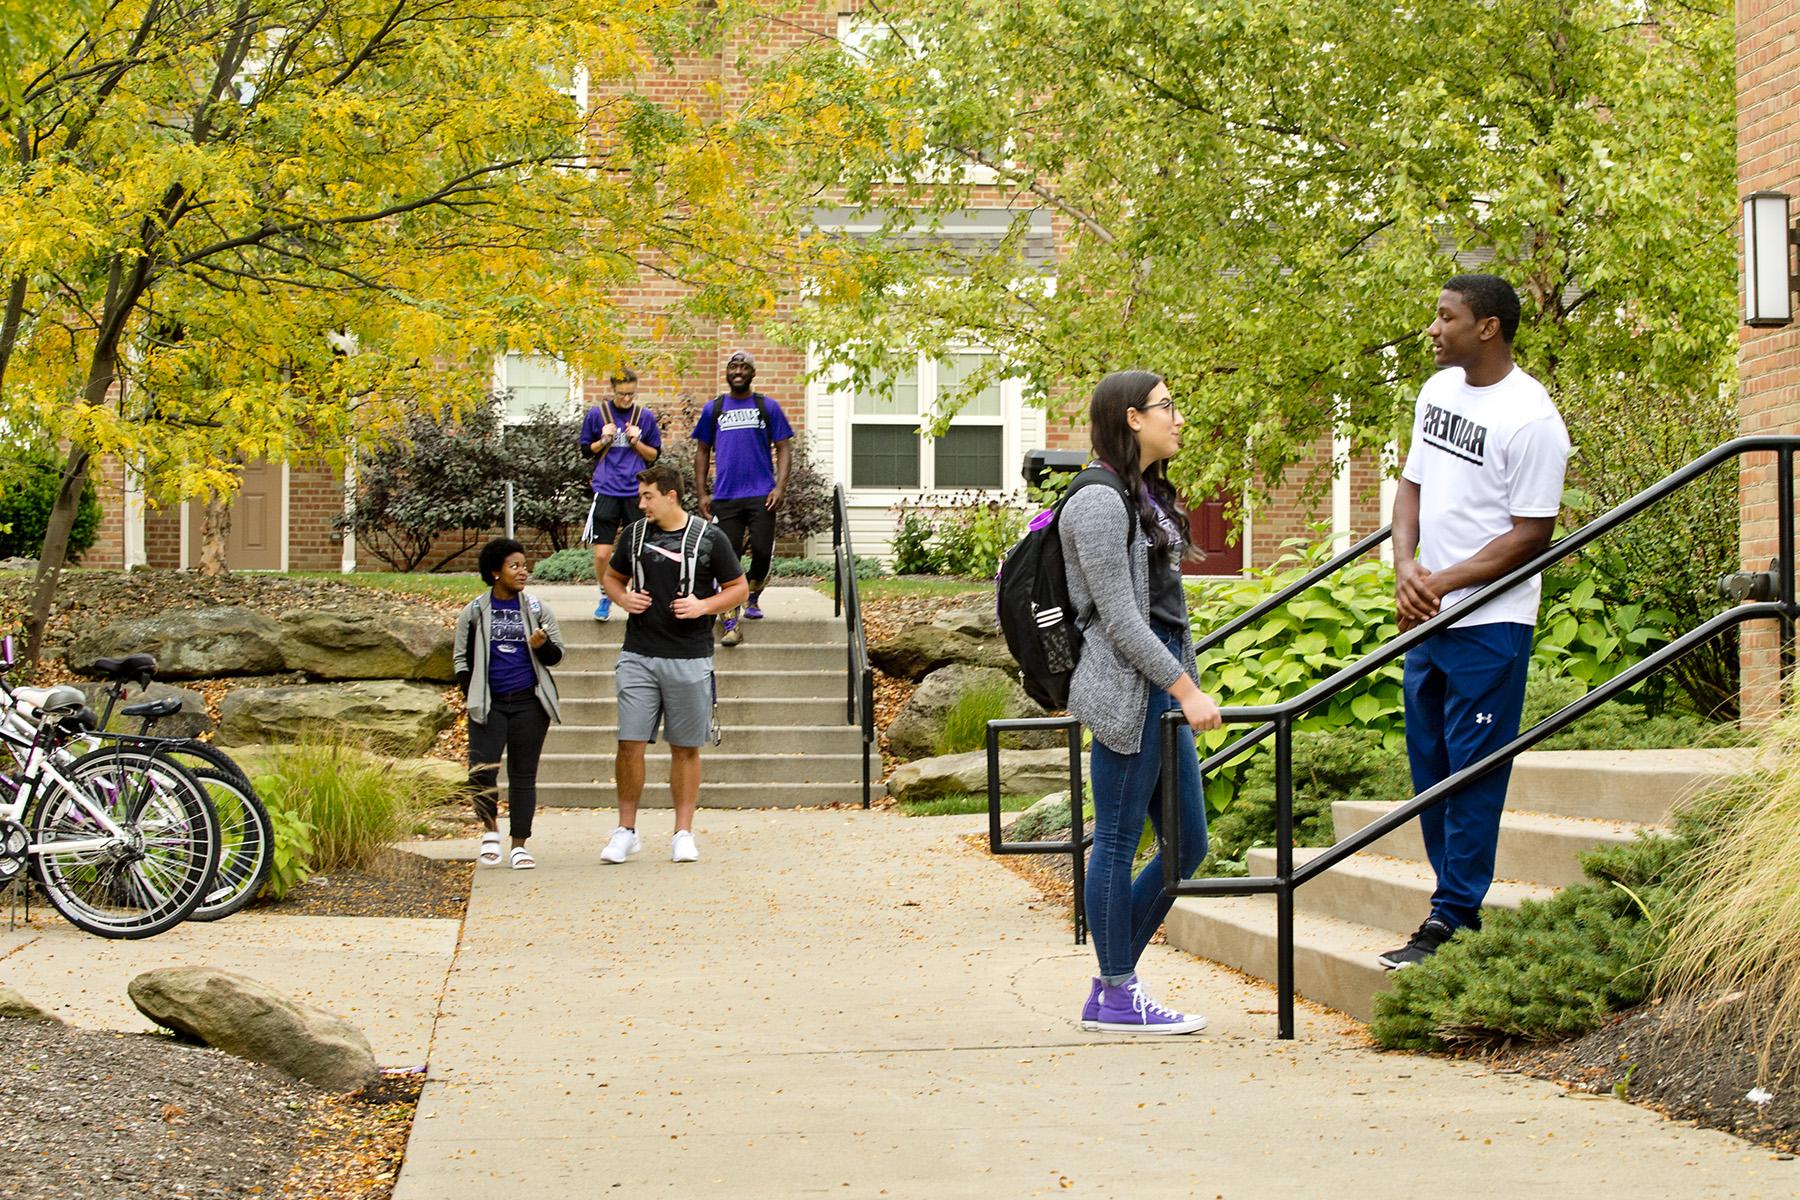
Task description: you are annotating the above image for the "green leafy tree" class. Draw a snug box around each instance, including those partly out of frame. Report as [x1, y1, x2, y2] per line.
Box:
[777, 0, 1737, 709]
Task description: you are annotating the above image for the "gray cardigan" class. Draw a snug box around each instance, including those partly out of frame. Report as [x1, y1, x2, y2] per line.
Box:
[1058, 484, 1200, 754]
[454, 592, 566, 724]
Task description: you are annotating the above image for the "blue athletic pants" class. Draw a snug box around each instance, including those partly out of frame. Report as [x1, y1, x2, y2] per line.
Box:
[1402, 622, 1533, 932]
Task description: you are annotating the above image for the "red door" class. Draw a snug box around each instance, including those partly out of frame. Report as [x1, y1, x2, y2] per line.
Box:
[1184, 492, 1243, 576]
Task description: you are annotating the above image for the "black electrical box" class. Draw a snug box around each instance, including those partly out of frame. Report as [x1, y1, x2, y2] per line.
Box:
[1021, 449, 1087, 488]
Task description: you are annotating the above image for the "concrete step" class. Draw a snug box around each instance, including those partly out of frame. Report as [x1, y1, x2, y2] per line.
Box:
[554, 642, 846, 672]
[538, 724, 865, 757]
[549, 669, 845, 702]
[1504, 749, 1749, 825]
[1331, 800, 1652, 889]
[1243, 847, 1552, 936]
[553, 620, 845, 648]
[555, 696, 851, 726]
[525, 751, 868, 787]
[1164, 895, 1398, 1023]
[504, 780, 875, 809]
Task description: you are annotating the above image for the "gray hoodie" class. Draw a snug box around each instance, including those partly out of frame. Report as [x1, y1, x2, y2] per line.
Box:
[454, 592, 565, 724]
[1058, 483, 1200, 754]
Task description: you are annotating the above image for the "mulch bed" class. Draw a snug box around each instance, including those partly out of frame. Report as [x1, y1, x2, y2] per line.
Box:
[1506, 996, 1800, 1156]
[256, 848, 473, 921]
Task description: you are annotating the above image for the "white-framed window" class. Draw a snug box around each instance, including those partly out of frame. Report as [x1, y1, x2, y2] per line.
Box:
[842, 351, 1014, 493]
[493, 352, 580, 424]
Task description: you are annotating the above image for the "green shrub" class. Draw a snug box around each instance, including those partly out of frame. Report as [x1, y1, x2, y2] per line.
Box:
[0, 447, 102, 561]
[937, 498, 1026, 578]
[935, 679, 1020, 756]
[261, 805, 318, 901]
[890, 505, 940, 575]
[769, 555, 886, 579]
[253, 742, 463, 874]
[531, 546, 596, 582]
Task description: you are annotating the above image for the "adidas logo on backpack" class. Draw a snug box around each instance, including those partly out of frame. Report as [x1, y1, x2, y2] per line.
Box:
[995, 466, 1131, 710]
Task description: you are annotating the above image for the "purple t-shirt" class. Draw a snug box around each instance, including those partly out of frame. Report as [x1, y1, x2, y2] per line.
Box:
[579, 402, 662, 497]
[486, 598, 537, 695]
[691, 393, 793, 501]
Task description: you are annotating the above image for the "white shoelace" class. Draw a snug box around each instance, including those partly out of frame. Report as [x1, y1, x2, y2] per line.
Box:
[1128, 982, 1183, 1022]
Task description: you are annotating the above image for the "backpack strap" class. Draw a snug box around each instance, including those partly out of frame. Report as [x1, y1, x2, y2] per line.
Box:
[1057, 466, 1135, 628]
[677, 516, 704, 597]
[630, 518, 648, 593]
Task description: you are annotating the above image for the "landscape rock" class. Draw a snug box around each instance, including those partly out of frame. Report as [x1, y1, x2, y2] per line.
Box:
[1006, 791, 1080, 842]
[66, 606, 285, 679]
[0, 985, 62, 1023]
[931, 604, 1000, 640]
[887, 664, 1060, 760]
[886, 748, 1072, 804]
[215, 679, 454, 753]
[73, 681, 213, 739]
[277, 610, 455, 681]
[127, 967, 377, 1093]
[0, 557, 35, 572]
[870, 625, 1015, 680]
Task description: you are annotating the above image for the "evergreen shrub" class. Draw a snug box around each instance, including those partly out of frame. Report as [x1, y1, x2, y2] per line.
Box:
[0, 448, 102, 562]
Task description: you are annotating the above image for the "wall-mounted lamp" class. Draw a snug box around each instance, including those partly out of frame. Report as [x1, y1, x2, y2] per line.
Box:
[1744, 190, 1796, 328]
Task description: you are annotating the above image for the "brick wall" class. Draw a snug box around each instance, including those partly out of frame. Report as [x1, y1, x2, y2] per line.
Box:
[1737, 2, 1800, 717]
[288, 461, 346, 572]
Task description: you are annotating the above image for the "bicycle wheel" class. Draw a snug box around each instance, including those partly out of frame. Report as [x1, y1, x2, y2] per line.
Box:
[165, 741, 255, 794]
[184, 768, 273, 921]
[39, 749, 220, 938]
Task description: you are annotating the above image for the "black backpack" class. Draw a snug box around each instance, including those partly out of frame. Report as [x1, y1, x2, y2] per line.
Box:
[995, 466, 1132, 710]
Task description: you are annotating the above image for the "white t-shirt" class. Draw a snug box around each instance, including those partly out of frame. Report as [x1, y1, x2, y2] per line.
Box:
[1400, 365, 1570, 627]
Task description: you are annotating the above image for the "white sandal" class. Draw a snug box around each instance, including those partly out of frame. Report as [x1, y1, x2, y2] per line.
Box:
[509, 846, 536, 870]
[478, 832, 502, 866]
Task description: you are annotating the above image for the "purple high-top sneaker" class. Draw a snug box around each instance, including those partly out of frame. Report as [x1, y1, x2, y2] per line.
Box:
[1087, 976, 1207, 1035]
[743, 591, 764, 619]
[1079, 978, 1104, 1028]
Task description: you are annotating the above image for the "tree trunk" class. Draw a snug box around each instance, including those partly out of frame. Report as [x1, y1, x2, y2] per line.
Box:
[23, 444, 94, 663]
[198, 494, 231, 577]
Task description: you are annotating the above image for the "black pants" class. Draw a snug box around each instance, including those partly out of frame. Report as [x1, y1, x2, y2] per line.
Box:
[713, 496, 775, 587]
[468, 692, 551, 839]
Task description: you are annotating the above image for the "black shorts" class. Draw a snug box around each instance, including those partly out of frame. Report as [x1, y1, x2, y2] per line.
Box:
[585, 493, 635, 545]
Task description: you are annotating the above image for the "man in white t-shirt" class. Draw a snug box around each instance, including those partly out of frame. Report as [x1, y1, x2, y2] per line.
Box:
[1379, 273, 1571, 971]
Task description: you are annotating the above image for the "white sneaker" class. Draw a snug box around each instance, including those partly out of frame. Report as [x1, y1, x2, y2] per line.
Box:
[670, 831, 699, 863]
[600, 827, 640, 864]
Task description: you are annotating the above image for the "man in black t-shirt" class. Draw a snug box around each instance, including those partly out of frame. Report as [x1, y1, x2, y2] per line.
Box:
[599, 463, 747, 864]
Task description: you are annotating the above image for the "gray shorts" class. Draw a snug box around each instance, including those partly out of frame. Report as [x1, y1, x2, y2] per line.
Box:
[615, 652, 714, 747]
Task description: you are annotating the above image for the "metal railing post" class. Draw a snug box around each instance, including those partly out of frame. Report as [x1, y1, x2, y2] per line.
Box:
[1781, 446, 1795, 686]
[1068, 723, 1087, 944]
[986, 716, 1091, 944]
[1275, 717, 1295, 1040]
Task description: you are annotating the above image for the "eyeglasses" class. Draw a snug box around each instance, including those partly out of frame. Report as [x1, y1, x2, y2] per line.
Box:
[1135, 400, 1174, 414]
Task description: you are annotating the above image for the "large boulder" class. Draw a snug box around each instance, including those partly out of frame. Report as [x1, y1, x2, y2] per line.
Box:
[278, 611, 454, 682]
[870, 604, 1015, 680]
[66, 607, 285, 679]
[887, 748, 1073, 804]
[887, 664, 1060, 760]
[215, 679, 454, 753]
[0, 985, 61, 1024]
[128, 967, 378, 1093]
[1005, 791, 1080, 842]
[73, 681, 213, 739]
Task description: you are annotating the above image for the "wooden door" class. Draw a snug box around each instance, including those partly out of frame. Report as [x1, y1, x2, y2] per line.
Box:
[1183, 491, 1243, 576]
[187, 460, 283, 571]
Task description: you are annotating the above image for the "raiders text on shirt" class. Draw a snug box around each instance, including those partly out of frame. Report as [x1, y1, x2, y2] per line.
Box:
[1419, 403, 1489, 465]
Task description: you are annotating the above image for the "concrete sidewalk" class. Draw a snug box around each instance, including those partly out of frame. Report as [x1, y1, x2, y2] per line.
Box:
[396, 809, 1793, 1198]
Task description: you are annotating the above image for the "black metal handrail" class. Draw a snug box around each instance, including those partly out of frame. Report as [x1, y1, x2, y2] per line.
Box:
[984, 716, 1091, 943]
[1162, 433, 1799, 1039]
[831, 484, 875, 809]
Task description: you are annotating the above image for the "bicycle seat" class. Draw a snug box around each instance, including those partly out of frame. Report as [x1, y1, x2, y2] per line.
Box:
[121, 696, 183, 720]
[11, 685, 87, 714]
[89, 654, 157, 686]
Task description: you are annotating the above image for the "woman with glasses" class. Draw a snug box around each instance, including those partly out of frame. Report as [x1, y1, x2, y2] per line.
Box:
[1059, 370, 1222, 1034]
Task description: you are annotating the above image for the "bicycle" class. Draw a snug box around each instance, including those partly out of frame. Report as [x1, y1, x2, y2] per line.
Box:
[0, 636, 221, 938]
[76, 653, 273, 921]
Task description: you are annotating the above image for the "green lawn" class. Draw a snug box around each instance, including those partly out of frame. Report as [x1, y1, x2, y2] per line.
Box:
[896, 792, 1038, 817]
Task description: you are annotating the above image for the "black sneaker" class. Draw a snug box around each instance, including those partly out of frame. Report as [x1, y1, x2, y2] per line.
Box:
[1377, 917, 1455, 970]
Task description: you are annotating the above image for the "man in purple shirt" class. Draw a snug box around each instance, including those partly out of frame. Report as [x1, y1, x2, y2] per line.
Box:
[579, 366, 662, 621]
[692, 350, 793, 647]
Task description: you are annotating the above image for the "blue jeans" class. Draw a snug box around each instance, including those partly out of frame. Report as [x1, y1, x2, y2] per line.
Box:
[1086, 628, 1210, 981]
[1403, 622, 1533, 931]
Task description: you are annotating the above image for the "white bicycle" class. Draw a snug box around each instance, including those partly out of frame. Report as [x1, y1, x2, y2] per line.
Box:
[0, 636, 220, 938]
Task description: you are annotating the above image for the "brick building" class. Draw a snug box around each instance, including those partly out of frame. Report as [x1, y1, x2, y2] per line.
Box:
[1737, 2, 1800, 716]
[83, 4, 1386, 579]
